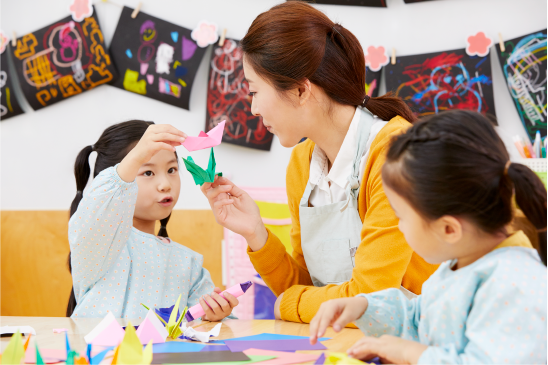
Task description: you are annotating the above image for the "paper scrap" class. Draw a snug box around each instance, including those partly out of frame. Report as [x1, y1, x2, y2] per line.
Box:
[152, 351, 249, 364]
[84, 312, 125, 346]
[152, 341, 205, 353]
[53, 328, 68, 333]
[325, 352, 367, 365]
[182, 120, 225, 152]
[180, 323, 222, 343]
[1, 331, 25, 365]
[198, 355, 276, 365]
[182, 148, 222, 186]
[24, 348, 66, 364]
[135, 309, 168, 345]
[225, 338, 327, 352]
[0, 325, 36, 336]
[244, 348, 320, 365]
[209, 333, 331, 344]
[200, 345, 230, 352]
[315, 353, 326, 365]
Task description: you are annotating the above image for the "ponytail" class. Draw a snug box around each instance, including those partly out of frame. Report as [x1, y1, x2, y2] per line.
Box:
[158, 214, 171, 238]
[66, 144, 94, 317]
[507, 163, 547, 265]
[364, 91, 417, 124]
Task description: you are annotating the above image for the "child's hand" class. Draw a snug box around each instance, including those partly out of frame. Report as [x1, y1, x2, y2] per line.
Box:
[309, 297, 369, 344]
[200, 287, 239, 322]
[118, 124, 187, 183]
[347, 335, 428, 364]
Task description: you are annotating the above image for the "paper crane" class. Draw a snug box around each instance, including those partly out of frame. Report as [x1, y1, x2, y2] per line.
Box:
[135, 309, 169, 344]
[0, 330, 25, 365]
[141, 294, 188, 339]
[182, 120, 226, 151]
[84, 312, 126, 346]
[182, 148, 222, 186]
[111, 322, 152, 365]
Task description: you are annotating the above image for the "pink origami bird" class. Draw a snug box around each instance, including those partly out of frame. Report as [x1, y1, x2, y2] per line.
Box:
[182, 120, 225, 152]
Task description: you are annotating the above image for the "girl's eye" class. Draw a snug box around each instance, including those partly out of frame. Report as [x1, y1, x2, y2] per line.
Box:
[144, 171, 153, 177]
[168, 167, 177, 174]
[248, 92, 256, 97]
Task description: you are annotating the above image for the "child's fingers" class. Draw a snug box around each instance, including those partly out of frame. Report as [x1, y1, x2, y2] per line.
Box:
[202, 294, 222, 314]
[332, 306, 360, 332]
[222, 292, 239, 308]
[210, 292, 231, 313]
[347, 337, 377, 360]
[199, 296, 216, 319]
[151, 124, 187, 138]
[155, 142, 176, 152]
[152, 132, 186, 145]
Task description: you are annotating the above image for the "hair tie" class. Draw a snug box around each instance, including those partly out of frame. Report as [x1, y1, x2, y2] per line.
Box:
[160, 225, 167, 229]
[538, 227, 547, 233]
[77, 190, 83, 194]
[90, 144, 95, 151]
[361, 95, 370, 107]
[503, 160, 512, 176]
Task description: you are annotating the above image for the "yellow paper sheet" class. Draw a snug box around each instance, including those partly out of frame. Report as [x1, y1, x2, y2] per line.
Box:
[256, 201, 292, 254]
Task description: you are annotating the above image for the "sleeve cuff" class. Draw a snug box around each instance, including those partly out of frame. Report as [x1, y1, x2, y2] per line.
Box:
[247, 228, 289, 275]
[353, 293, 389, 336]
[279, 285, 308, 323]
[112, 163, 137, 185]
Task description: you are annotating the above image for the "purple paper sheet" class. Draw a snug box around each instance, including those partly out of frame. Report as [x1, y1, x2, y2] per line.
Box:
[314, 353, 326, 364]
[200, 345, 230, 352]
[225, 339, 327, 352]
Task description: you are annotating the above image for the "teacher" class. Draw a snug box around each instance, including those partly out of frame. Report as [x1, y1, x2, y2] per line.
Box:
[202, 1, 438, 324]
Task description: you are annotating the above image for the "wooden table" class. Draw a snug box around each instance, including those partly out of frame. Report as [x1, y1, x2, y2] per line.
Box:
[1, 317, 365, 363]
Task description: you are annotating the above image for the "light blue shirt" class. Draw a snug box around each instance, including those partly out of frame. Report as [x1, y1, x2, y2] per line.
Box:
[355, 233, 547, 364]
[69, 166, 215, 319]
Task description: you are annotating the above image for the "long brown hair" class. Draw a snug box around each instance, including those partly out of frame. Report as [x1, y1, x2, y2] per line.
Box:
[240, 1, 416, 123]
[383, 110, 547, 265]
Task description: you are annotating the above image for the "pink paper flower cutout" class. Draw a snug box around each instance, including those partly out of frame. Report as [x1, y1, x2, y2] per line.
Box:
[365, 46, 389, 72]
[191, 21, 219, 48]
[69, 0, 93, 22]
[0, 30, 8, 54]
[466, 31, 492, 57]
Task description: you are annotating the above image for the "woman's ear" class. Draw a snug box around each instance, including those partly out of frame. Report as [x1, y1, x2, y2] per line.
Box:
[298, 79, 312, 106]
[433, 215, 463, 245]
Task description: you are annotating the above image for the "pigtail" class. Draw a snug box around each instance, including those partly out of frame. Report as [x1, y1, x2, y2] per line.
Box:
[158, 214, 171, 238]
[66, 144, 94, 317]
[507, 163, 547, 265]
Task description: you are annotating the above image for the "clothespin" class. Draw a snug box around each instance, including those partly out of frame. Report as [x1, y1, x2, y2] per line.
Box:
[391, 48, 396, 65]
[498, 33, 505, 52]
[219, 28, 227, 47]
[11, 31, 16, 47]
[131, 2, 142, 18]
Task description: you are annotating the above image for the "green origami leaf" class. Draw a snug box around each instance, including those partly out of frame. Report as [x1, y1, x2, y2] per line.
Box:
[182, 148, 222, 186]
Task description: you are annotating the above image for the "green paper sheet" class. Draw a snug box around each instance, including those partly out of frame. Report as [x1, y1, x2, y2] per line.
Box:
[182, 148, 222, 186]
[163, 354, 276, 365]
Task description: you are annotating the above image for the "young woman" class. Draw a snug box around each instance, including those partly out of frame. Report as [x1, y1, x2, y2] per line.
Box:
[201, 1, 438, 324]
[309, 110, 547, 364]
[67, 121, 239, 319]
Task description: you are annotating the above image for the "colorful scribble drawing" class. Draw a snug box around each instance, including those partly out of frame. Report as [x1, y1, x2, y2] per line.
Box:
[386, 49, 496, 120]
[206, 39, 273, 151]
[109, 6, 206, 110]
[0, 34, 25, 120]
[365, 67, 381, 98]
[10, 8, 115, 110]
[497, 30, 547, 141]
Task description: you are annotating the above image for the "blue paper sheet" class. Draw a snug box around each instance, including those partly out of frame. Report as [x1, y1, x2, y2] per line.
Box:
[208, 333, 331, 344]
[152, 341, 206, 353]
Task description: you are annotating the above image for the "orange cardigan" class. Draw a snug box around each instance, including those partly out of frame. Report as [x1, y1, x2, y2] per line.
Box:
[247, 116, 439, 324]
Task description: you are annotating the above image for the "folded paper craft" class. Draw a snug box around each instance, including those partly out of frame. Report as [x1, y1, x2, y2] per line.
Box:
[111, 322, 152, 365]
[183, 121, 226, 151]
[0, 325, 36, 336]
[179, 323, 222, 343]
[135, 309, 168, 345]
[1, 330, 25, 365]
[84, 312, 125, 346]
[325, 352, 368, 364]
[182, 148, 222, 185]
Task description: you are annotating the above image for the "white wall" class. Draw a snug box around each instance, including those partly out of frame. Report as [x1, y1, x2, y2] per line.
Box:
[1, 0, 546, 210]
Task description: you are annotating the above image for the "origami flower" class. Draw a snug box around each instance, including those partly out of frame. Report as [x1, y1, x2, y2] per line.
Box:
[365, 46, 389, 72]
[0, 30, 8, 54]
[466, 31, 492, 57]
[191, 21, 219, 48]
[69, 0, 93, 22]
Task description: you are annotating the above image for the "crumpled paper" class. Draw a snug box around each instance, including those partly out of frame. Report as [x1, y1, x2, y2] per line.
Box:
[179, 323, 222, 343]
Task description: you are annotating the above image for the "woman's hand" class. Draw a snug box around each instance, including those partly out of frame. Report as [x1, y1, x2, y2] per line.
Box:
[347, 335, 428, 364]
[118, 124, 187, 183]
[201, 176, 268, 251]
[309, 297, 369, 344]
[274, 293, 284, 319]
[200, 287, 239, 322]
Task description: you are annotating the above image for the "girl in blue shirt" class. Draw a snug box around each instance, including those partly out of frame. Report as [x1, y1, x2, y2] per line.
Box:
[310, 110, 547, 364]
[66, 121, 238, 320]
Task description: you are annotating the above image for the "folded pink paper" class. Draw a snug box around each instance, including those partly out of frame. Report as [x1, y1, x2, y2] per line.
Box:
[244, 348, 321, 365]
[182, 121, 225, 151]
[24, 348, 66, 364]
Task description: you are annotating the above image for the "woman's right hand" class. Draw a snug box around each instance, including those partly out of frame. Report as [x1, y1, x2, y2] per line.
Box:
[201, 176, 269, 251]
[309, 297, 369, 344]
[118, 124, 187, 183]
